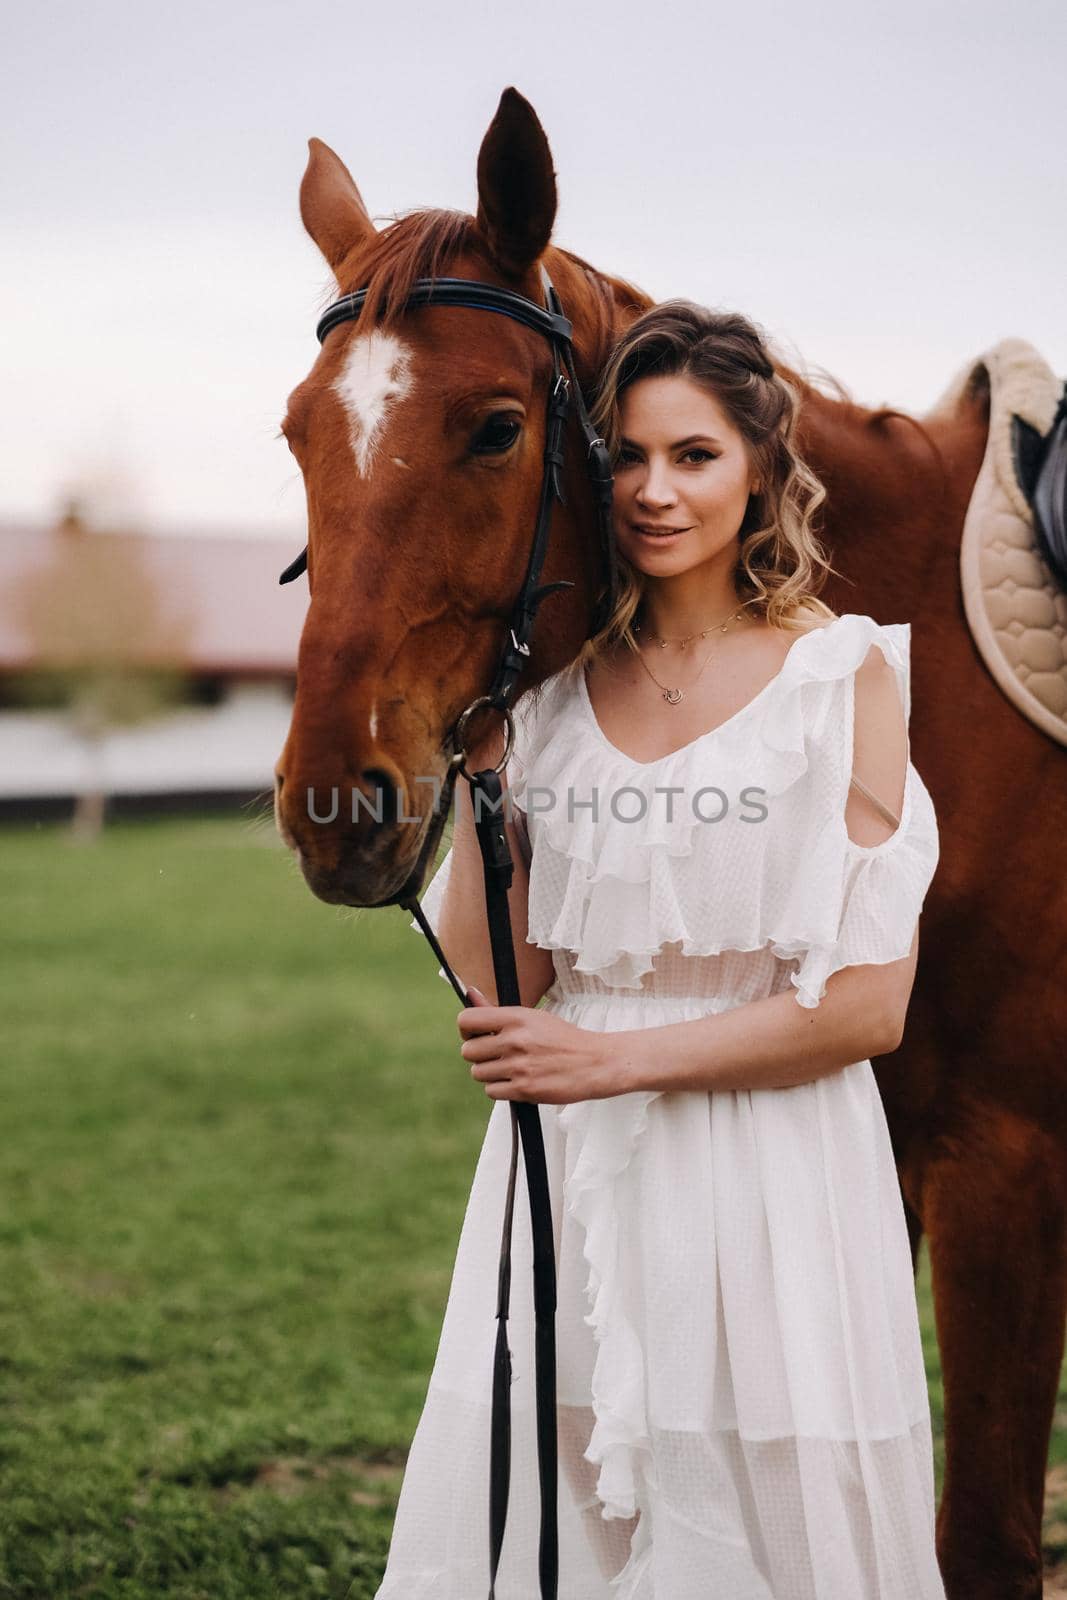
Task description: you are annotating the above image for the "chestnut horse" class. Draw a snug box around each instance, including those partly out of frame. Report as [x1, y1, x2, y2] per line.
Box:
[274, 87, 1066, 1600]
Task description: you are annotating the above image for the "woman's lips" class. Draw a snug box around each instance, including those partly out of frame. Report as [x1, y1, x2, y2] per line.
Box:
[630, 523, 692, 543]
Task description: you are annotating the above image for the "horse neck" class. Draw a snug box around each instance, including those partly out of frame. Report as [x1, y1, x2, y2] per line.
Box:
[796, 379, 987, 612]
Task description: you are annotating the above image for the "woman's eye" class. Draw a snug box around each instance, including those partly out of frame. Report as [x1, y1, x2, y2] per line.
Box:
[614, 448, 717, 467]
[472, 415, 522, 454]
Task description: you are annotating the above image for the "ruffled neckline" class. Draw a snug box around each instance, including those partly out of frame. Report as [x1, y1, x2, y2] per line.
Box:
[509, 611, 938, 995]
[574, 613, 842, 769]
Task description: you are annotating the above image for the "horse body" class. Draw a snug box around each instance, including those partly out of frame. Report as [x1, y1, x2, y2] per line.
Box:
[275, 87, 1066, 1600]
[801, 379, 1067, 1598]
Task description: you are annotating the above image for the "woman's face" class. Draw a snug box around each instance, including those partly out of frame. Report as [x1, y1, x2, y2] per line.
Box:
[612, 374, 759, 577]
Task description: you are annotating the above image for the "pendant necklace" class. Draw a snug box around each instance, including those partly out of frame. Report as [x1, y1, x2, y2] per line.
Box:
[633, 606, 747, 705]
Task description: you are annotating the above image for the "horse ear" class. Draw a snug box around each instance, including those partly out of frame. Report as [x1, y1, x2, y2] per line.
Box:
[299, 137, 375, 275]
[475, 88, 557, 279]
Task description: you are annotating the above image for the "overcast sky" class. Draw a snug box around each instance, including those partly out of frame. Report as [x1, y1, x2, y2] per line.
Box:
[4, 0, 1065, 537]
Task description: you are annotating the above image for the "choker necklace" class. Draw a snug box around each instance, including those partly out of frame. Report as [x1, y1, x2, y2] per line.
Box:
[633, 606, 747, 705]
[634, 605, 747, 651]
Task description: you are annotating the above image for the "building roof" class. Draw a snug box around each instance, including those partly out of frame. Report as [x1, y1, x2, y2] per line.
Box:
[0, 519, 308, 675]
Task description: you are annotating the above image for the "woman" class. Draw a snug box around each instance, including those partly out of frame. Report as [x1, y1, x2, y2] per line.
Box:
[382, 303, 944, 1598]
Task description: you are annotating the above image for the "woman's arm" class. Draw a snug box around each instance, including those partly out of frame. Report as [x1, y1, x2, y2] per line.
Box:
[459, 929, 917, 1102]
[435, 731, 556, 1010]
[609, 928, 917, 1094]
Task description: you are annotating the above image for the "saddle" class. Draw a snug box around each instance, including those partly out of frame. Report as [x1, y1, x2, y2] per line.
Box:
[927, 338, 1067, 748]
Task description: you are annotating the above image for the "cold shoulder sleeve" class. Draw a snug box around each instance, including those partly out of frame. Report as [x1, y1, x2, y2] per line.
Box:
[785, 620, 940, 1009]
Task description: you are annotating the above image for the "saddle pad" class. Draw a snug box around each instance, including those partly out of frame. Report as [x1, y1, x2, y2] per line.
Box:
[927, 337, 1066, 747]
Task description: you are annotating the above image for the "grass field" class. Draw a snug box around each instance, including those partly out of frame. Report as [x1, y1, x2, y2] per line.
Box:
[1, 812, 1064, 1597]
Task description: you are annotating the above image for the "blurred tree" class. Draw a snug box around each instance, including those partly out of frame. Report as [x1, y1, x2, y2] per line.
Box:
[9, 500, 195, 840]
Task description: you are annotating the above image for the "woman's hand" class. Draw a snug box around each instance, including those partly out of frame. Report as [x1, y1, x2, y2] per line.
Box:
[458, 987, 620, 1104]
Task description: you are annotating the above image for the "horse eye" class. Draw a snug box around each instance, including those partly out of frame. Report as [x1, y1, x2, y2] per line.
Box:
[471, 414, 522, 455]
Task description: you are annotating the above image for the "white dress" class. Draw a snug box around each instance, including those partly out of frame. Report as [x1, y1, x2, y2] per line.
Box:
[381, 611, 945, 1600]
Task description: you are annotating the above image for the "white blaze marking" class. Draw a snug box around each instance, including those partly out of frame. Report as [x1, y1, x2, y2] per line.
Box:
[332, 332, 414, 475]
[369, 698, 378, 741]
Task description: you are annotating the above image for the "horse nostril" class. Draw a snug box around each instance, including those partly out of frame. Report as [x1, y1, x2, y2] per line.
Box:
[360, 767, 403, 826]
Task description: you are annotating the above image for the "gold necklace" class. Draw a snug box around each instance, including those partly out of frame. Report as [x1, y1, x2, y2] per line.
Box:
[634, 607, 747, 705]
[634, 605, 745, 651]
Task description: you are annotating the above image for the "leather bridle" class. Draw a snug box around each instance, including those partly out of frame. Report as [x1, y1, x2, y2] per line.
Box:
[277, 266, 621, 1599]
[279, 266, 618, 912]
[278, 266, 619, 694]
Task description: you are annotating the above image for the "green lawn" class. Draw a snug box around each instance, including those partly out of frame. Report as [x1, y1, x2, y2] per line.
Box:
[0, 813, 1062, 1597]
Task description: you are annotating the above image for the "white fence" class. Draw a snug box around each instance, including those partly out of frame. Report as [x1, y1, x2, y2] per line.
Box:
[0, 682, 293, 800]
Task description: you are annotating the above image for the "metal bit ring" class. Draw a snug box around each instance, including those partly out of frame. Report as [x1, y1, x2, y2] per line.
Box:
[452, 698, 515, 776]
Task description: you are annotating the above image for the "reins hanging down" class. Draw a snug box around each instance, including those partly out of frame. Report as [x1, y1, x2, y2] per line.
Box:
[278, 265, 619, 1600]
[409, 768, 559, 1600]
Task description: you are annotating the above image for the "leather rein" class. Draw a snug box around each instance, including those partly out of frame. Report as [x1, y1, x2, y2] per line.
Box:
[278, 265, 621, 1599]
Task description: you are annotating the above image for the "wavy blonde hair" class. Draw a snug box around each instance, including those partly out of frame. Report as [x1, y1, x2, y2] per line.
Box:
[573, 301, 841, 676]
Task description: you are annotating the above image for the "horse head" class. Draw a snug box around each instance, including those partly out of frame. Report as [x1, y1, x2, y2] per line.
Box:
[273, 88, 647, 909]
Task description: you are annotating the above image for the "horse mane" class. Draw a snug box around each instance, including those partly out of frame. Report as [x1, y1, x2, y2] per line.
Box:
[553, 247, 653, 372]
[341, 210, 479, 324]
[341, 210, 644, 360]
